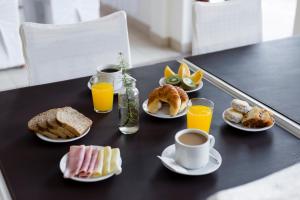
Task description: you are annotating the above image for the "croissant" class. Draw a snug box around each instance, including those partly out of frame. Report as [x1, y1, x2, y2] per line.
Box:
[174, 86, 189, 113]
[147, 85, 189, 116]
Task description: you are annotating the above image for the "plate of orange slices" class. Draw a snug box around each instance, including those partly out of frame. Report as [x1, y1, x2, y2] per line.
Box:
[159, 63, 204, 93]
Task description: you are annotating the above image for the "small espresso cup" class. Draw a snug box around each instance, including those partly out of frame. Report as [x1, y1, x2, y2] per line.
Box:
[175, 129, 215, 169]
[90, 65, 122, 92]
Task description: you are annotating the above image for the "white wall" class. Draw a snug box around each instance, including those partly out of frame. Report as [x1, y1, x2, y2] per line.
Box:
[168, 0, 193, 46]
[102, 0, 193, 52]
[150, 0, 169, 38]
[294, 1, 300, 36]
[101, 0, 149, 24]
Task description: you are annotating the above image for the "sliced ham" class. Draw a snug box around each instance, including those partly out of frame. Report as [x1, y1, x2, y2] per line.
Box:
[84, 146, 100, 177]
[78, 146, 93, 177]
[64, 145, 85, 178]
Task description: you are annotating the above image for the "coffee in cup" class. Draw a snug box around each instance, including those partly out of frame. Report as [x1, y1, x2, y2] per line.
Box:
[175, 129, 215, 169]
[178, 132, 207, 146]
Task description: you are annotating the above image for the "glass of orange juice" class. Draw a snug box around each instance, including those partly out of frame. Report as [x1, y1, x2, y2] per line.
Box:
[91, 78, 114, 113]
[187, 98, 214, 133]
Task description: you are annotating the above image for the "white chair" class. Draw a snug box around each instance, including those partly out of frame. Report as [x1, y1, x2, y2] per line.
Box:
[0, 0, 24, 69]
[192, 0, 262, 55]
[20, 11, 132, 86]
[23, 0, 100, 24]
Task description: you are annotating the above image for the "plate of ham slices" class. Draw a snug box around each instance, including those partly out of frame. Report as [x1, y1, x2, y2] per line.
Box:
[60, 145, 122, 182]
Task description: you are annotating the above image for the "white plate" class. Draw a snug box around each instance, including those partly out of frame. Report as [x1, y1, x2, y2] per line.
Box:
[142, 99, 188, 119]
[87, 81, 120, 94]
[36, 127, 90, 143]
[59, 151, 114, 182]
[159, 77, 203, 93]
[222, 108, 275, 132]
[160, 144, 222, 176]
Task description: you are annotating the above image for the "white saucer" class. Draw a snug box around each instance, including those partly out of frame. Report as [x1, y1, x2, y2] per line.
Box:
[160, 144, 222, 176]
[222, 108, 275, 132]
[142, 99, 188, 119]
[159, 77, 203, 93]
[36, 127, 90, 143]
[59, 151, 115, 182]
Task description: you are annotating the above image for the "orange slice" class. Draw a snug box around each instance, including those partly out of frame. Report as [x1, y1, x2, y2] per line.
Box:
[164, 65, 176, 79]
[178, 63, 190, 78]
[190, 70, 203, 85]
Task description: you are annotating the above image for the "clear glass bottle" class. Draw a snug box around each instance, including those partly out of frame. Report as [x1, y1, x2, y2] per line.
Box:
[118, 76, 139, 134]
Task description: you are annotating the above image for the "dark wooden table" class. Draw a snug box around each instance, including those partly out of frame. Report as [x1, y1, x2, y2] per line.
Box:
[186, 37, 300, 125]
[0, 61, 299, 200]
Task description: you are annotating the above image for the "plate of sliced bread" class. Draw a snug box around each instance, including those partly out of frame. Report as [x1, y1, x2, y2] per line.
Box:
[223, 99, 275, 132]
[28, 107, 93, 143]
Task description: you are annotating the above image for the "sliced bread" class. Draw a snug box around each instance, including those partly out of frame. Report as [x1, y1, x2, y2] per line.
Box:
[38, 128, 59, 139]
[28, 109, 52, 131]
[47, 118, 75, 138]
[47, 126, 67, 139]
[36, 109, 58, 129]
[43, 108, 70, 138]
[28, 110, 52, 131]
[56, 107, 92, 136]
[28, 115, 41, 132]
[36, 109, 68, 138]
[28, 108, 67, 138]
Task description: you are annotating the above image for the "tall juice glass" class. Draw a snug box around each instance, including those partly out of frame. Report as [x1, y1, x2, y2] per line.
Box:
[187, 98, 214, 133]
[91, 78, 114, 113]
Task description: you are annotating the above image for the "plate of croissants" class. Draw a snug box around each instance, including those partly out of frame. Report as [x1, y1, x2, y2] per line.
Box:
[143, 85, 190, 119]
[223, 99, 275, 132]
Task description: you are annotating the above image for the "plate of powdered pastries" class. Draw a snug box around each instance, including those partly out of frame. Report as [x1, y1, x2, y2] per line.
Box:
[223, 99, 275, 132]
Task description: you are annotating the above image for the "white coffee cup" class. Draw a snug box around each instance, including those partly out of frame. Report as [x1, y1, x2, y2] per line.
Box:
[90, 65, 122, 92]
[175, 129, 215, 169]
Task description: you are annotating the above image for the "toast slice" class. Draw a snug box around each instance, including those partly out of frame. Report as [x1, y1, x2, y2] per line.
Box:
[28, 114, 42, 132]
[47, 126, 68, 139]
[35, 109, 57, 129]
[43, 108, 68, 139]
[37, 126, 59, 139]
[36, 109, 68, 138]
[47, 118, 75, 138]
[28, 116, 58, 139]
[28, 109, 68, 139]
[28, 110, 52, 131]
[56, 107, 92, 136]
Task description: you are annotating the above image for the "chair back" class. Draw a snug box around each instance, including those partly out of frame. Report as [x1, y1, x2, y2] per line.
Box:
[21, 11, 131, 86]
[192, 0, 262, 55]
[0, 0, 24, 69]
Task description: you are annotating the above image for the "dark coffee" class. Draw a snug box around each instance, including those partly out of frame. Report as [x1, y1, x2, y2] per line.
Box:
[101, 68, 119, 73]
[178, 132, 207, 145]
